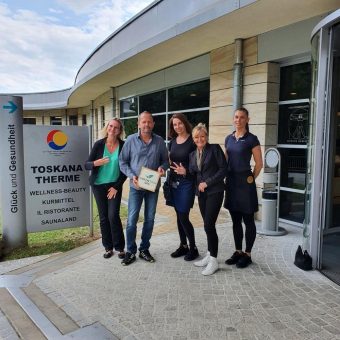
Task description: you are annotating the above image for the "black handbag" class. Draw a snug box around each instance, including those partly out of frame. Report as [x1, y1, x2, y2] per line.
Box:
[294, 245, 313, 271]
[162, 172, 172, 203]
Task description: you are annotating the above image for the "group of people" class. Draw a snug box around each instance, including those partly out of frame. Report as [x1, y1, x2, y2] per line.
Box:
[85, 108, 263, 276]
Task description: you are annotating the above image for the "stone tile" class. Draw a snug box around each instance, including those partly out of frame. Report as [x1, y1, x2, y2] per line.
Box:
[2, 195, 340, 340]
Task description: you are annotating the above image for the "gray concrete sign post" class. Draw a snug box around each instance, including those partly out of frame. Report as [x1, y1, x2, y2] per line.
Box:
[0, 95, 27, 249]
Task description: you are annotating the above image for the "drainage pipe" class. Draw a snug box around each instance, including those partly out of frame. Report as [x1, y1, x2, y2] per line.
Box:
[233, 38, 243, 111]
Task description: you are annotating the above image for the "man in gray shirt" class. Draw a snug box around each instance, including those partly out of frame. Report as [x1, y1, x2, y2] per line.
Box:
[119, 111, 169, 265]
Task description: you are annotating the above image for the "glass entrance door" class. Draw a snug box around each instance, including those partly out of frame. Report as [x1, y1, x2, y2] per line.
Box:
[277, 63, 311, 225]
[320, 23, 340, 284]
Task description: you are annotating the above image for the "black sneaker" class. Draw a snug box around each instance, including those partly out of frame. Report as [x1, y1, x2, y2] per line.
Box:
[121, 252, 136, 266]
[225, 251, 243, 265]
[171, 244, 189, 258]
[184, 247, 199, 261]
[139, 249, 155, 263]
[236, 254, 252, 268]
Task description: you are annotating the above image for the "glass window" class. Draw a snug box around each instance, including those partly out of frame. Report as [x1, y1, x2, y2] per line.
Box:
[69, 115, 78, 126]
[278, 62, 311, 226]
[278, 148, 306, 189]
[168, 80, 209, 111]
[168, 110, 209, 133]
[120, 97, 138, 118]
[23, 117, 36, 125]
[119, 79, 210, 141]
[122, 118, 138, 137]
[152, 114, 167, 140]
[278, 104, 309, 144]
[279, 191, 305, 223]
[50, 116, 62, 125]
[82, 114, 87, 125]
[139, 91, 166, 114]
[280, 63, 311, 101]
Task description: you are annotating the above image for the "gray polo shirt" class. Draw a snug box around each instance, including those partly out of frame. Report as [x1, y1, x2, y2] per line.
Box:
[119, 132, 169, 187]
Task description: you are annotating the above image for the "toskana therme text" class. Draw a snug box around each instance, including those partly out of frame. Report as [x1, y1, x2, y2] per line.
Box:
[30, 164, 83, 184]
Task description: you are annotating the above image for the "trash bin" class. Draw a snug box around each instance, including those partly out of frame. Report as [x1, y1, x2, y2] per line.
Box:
[261, 190, 278, 232]
[258, 190, 287, 236]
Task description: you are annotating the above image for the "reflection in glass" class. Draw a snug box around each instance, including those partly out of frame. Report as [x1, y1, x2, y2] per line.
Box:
[279, 191, 305, 223]
[152, 115, 166, 140]
[278, 148, 306, 189]
[139, 91, 166, 114]
[280, 63, 311, 101]
[321, 23, 340, 285]
[122, 118, 138, 137]
[168, 80, 209, 111]
[119, 79, 210, 143]
[185, 110, 209, 131]
[120, 97, 138, 118]
[278, 104, 309, 144]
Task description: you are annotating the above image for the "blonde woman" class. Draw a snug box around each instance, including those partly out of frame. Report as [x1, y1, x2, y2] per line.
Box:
[189, 123, 227, 275]
[85, 118, 126, 259]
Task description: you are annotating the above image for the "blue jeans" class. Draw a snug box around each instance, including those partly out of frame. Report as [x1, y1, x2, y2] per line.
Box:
[126, 187, 159, 254]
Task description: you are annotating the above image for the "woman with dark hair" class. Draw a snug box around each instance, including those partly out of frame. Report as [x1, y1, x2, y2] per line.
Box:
[224, 108, 263, 268]
[189, 123, 227, 275]
[85, 118, 126, 259]
[167, 113, 199, 261]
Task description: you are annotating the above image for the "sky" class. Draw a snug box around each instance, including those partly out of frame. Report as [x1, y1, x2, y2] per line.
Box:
[0, 0, 155, 93]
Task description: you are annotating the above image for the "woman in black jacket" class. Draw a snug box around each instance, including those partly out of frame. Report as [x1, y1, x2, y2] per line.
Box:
[189, 123, 227, 275]
[85, 118, 126, 259]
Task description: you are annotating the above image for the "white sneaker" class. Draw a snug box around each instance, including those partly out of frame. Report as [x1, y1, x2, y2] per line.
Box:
[194, 252, 210, 267]
[202, 256, 218, 276]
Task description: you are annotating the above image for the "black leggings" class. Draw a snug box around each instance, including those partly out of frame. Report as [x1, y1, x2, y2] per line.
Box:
[176, 211, 196, 248]
[229, 211, 257, 253]
[198, 191, 224, 258]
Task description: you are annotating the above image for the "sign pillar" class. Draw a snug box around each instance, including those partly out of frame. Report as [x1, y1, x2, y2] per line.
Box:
[0, 95, 27, 249]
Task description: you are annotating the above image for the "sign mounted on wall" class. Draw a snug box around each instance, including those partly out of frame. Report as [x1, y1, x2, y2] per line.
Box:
[23, 125, 90, 232]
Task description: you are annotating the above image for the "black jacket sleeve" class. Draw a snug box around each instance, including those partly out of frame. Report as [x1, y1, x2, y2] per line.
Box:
[205, 144, 227, 187]
[85, 139, 104, 171]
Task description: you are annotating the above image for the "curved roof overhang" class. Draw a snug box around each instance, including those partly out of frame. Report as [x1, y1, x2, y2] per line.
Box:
[311, 8, 340, 39]
[19, 0, 340, 110]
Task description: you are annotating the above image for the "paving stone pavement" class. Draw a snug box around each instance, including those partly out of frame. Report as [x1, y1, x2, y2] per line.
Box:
[1, 188, 340, 339]
[25, 223, 340, 340]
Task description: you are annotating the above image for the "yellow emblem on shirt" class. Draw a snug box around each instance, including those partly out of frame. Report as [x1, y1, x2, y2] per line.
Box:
[247, 176, 254, 184]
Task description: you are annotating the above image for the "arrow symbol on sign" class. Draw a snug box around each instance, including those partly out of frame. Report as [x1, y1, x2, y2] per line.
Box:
[3, 101, 17, 113]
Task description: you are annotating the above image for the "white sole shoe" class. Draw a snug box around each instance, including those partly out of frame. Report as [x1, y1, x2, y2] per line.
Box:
[194, 252, 210, 267]
[202, 256, 218, 275]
